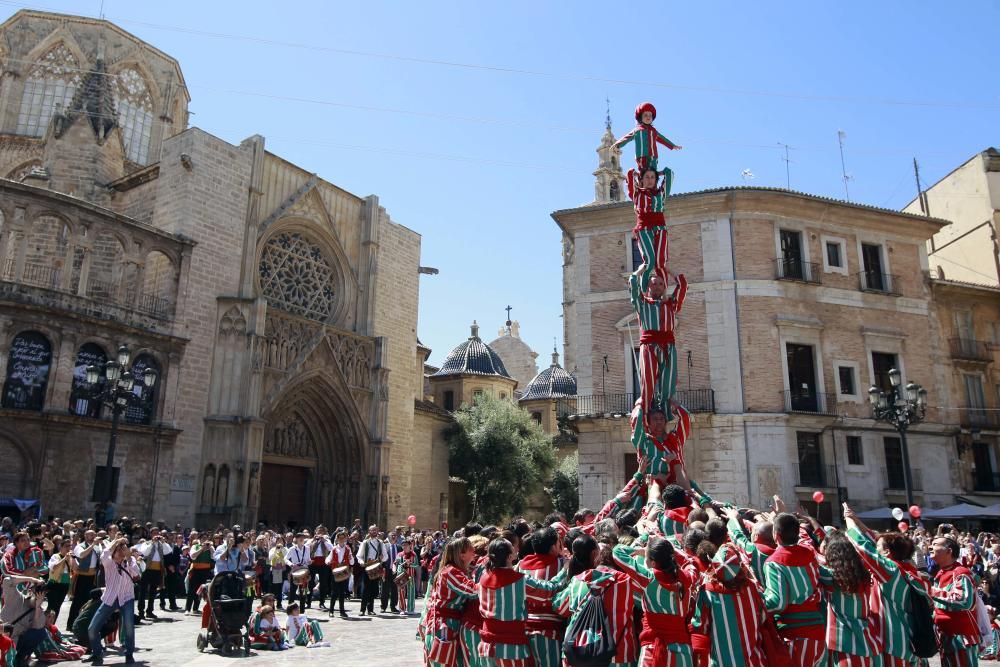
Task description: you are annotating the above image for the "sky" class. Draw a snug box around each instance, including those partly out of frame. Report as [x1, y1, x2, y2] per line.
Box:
[2, 1, 997, 368]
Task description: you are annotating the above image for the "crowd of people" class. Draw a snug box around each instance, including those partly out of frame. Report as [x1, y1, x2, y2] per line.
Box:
[0, 513, 449, 665]
[417, 469, 998, 667]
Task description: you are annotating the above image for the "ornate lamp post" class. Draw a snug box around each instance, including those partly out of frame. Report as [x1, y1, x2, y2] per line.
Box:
[82, 344, 157, 504]
[868, 367, 927, 508]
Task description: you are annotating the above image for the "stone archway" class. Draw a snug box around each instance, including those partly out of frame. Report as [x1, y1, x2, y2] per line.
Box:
[258, 372, 370, 529]
[0, 433, 33, 498]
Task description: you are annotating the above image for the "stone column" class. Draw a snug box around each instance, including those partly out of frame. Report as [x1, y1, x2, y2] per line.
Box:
[0, 317, 10, 382]
[48, 331, 78, 414]
[76, 246, 92, 297]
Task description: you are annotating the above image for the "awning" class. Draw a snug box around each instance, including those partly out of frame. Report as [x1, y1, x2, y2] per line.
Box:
[855, 508, 898, 520]
[922, 503, 1000, 519]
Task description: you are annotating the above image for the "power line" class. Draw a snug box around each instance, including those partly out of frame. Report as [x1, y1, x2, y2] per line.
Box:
[0, 0, 996, 111]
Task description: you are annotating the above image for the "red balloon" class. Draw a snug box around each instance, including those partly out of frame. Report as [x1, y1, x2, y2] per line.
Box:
[812, 491, 824, 504]
[898, 521, 910, 532]
[908, 505, 922, 519]
[407, 515, 417, 526]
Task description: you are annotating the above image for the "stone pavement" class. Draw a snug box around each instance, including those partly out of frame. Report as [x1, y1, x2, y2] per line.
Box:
[48, 594, 427, 667]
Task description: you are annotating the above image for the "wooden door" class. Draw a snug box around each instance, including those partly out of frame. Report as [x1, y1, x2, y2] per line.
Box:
[259, 464, 309, 528]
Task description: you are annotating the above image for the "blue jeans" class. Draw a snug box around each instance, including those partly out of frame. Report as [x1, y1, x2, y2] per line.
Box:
[88, 598, 135, 658]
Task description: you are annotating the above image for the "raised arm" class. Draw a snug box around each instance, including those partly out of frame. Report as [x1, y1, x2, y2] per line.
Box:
[762, 561, 788, 612]
[670, 274, 688, 313]
[654, 130, 678, 150]
[611, 542, 653, 587]
[613, 127, 639, 150]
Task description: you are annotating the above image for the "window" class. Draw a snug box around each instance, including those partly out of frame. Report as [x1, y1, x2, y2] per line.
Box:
[965, 374, 987, 424]
[623, 453, 639, 486]
[531, 412, 542, 424]
[473, 389, 485, 401]
[443, 390, 454, 411]
[838, 366, 856, 396]
[884, 437, 905, 489]
[861, 243, 887, 291]
[2, 331, 52, 411]
[846, 436, 863, 466]
[69, 343, 107, 418]
[871, 352, 898, 393]
[796, 431, 824, 486]
[778, 230, 805, 280]
[631, 238, 642, 271]
[91, 466, 121, 502]
[826, 242, 842, 268]
[111, 69, 154, 164]
[499, 392, 507, 400]
[123, 354, 159, 425]
[786, 343, 818, 411]
[16, 44, 82, 137]
[974, 442, 999, 492]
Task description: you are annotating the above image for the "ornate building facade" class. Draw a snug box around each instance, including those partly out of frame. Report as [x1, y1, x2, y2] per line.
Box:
[0, 10, 441, 529]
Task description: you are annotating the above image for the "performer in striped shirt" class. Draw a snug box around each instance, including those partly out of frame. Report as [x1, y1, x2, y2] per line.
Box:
[930, 535, 980, 667]
[844, 505, 932, 667]
[689, 541, 769, 667]
[629, 271, 688, 424]
[87, 537, 139, 666]
[631, 399, 691, 487]
[613, 101, 682, 173]
[478, 538, 565, 666]
[515, 526, 568, 667]
[762, 513, 828, 667]
[821, 533, 882, 665]
[723, 509, 775, 584]
[421, 537, 478, 667]
[556, 534, 642, 667]
[626, 167, 673, 287]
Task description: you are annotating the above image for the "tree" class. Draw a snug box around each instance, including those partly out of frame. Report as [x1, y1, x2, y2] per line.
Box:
[546, 451, 579, 518]
[446, 395, 556, 523]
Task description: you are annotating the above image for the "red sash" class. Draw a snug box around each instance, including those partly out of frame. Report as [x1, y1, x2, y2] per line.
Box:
[311, 557, 326, 566]
[634, 211, 666, 231]
[642, 612, 691, 663]
[640, 330, 675, 345]
[480, 617, 529, 646]
[460, 599, 483, 630]
[434, 605, 464, 621]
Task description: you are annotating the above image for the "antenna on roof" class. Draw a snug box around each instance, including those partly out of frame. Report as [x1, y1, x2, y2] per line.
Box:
[837, 130, 852, 201]
[913, 158, 931, 217]
[777, 142, 793, 189]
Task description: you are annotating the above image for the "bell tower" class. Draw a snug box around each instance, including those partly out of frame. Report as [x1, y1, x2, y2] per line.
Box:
[593, 100, 625, 204]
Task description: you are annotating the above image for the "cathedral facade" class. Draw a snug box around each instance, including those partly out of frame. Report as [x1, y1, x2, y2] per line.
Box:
[0, 10, 442, 529]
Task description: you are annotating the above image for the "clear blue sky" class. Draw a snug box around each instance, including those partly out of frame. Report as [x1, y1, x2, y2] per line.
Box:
[5, 1, 997, 368]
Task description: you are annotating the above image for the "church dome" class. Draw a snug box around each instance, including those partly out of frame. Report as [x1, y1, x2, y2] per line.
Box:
[432, 321, 512, 379]
[519, 350, 577, 401]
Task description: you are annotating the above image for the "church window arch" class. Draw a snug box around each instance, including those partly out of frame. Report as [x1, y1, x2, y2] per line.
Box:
[111, 68, 154, 164]
[69, 342, 107, 417]
[16, 43, 82, 137]
[258, 231, 337, 321]
[201, 464, 216, 507]
[123, 353, 159, 425]
[2, 331, 52, 411]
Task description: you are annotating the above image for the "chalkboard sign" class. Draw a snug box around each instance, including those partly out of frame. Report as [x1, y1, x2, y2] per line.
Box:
[69, 343, 107, 417]
[123, 353, 159, 425]
[2, 331, 52, 411]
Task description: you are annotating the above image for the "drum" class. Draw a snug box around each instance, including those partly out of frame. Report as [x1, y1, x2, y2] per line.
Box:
[364, 561, 383, 581]
[291, 567, 310, 586]
[394, 571, 410, 586]
[332, 565, 351, 583]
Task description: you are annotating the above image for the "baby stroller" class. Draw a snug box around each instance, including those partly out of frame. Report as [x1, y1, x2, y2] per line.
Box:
[196, 570, 252, 656]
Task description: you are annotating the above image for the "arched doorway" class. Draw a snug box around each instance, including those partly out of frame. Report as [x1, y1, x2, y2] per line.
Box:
[258, 374, 369, 529]
[0, 433, 33, 506]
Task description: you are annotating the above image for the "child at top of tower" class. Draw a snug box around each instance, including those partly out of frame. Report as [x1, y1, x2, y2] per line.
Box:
[613, 101, 682, 172]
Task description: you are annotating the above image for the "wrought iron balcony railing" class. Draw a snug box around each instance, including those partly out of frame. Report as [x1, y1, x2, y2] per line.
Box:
[857, 270, 900, 295]
[558, 389, 715, 419]
[775, 258, 820, 284]
[949, 338, 994, 363]
[781, 390, 837, 415]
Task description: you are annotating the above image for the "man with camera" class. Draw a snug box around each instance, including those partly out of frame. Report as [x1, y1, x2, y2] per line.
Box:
[212, 533, 250, 575]
[87, 536, 140, 665]
[0, 573, 48, 666]
[136, 529, 172, 620]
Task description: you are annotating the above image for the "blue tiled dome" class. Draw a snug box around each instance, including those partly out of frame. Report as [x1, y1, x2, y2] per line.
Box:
[519, 350, 577, 401]
[432, 321, 512, 379]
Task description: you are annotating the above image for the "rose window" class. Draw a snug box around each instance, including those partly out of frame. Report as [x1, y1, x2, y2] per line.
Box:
[259, 232, 336, 320]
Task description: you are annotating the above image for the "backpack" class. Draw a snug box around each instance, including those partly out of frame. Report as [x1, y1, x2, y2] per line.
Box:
[905, 575, 938, 658]
[563, 584, 617, 667]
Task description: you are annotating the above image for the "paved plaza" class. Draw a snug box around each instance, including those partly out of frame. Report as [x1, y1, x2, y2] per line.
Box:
[48, 595, 427, 667]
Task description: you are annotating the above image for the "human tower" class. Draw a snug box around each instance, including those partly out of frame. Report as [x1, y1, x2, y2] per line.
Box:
[613, 101, 694, 491]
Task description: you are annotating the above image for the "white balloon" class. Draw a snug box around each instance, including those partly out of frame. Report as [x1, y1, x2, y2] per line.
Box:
[891, 507, 904, 521]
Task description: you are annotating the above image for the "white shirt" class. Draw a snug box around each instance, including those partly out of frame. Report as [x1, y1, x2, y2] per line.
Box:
[285, 544, 310, 568]
[100, 548, 139, 606]
[286, 614, 308, 639]
[356, 538, 388, 564]
[327, 544, 354, 567]
[268, 546, 288, 569]
[138, 541, 173, 562]
[309, 537, 333, 559]
[73, 542, 102, 571]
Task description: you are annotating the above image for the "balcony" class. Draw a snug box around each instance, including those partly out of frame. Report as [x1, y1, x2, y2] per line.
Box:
[1, 260, 175, 321]
[782, 390, 837, 415]
[796, 464, 837, 489]
[558, 389, 715, 419]
[974, 472, 1000, 493]
[960, 408, 1000, 431]
[882, 466, 924, 493]
[857, 270, 900, 295]
[949, 338, 994, 363]
[774, 258, 820, 284]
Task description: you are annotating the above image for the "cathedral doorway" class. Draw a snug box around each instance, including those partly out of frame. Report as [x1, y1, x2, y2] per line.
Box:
[258, 463, 309, 529]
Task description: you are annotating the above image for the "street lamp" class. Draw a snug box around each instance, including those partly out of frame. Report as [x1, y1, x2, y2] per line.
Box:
[81, 344, 157, 505]
[868, 368, 926, 508]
